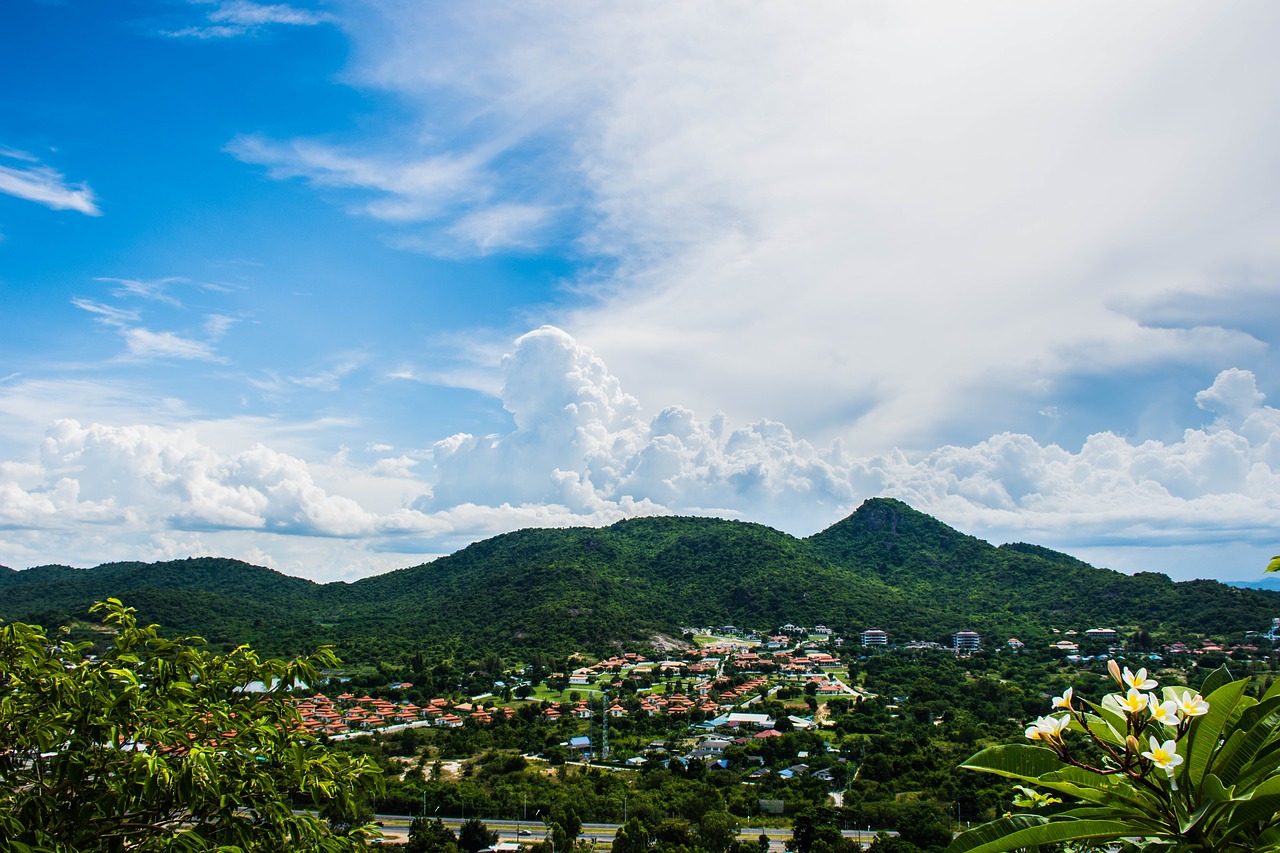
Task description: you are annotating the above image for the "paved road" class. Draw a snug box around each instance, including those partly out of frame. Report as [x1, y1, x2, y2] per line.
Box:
[370, 815, 888, 847]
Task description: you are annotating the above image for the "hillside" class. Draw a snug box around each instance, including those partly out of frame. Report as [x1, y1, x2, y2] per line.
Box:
[1, 498, 1276, 661]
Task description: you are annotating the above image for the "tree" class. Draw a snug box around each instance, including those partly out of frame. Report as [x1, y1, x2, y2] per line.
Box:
[950, 664, 1280, 852]
[408, 817, 460, 853]
[0, 599, 383, 851]
[547, 805, 582, 853]
[613, 817, 650, 853]
[788, 806, 843, 853]
[697, 810, 741, 853]
[459, 817, 499, 853]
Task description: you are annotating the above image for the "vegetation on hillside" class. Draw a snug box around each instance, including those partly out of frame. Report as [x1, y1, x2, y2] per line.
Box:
[2, 499, 1277, 667]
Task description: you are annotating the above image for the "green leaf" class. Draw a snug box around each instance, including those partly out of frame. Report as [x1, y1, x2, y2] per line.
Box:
[1212, 700, 1280, 784]
[1186, 677, 1249, 790]
[960, 744, 1066, 780]
[944, 818, 1135, 853]
[945, 814, 1047, 853]
[1267, 555, 1280, 573]
[1198, 665, 1239, 702]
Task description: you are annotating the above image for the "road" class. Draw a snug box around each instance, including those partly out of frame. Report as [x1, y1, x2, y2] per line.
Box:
[369, 815, 888, 847]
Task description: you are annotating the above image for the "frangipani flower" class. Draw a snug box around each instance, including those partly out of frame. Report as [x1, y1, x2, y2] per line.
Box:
[1172, 690, 1210, 718]
[1025, 714, 1070, 742]
[1142, 736, 1184, 788]
[1123, 667, 1158, 691]
[1149, 697, 1179, 726]
[1107, 659, 1123, 685]
[1116, 688, 1148, 715]
[1052, 686, 1074, 709]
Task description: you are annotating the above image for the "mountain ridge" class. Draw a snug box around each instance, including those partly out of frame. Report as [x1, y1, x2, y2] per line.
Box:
[2, 498, 1275, 661]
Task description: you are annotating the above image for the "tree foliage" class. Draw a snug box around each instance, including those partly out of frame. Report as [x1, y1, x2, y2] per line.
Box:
[458, 818, 499, 853]
[5, 500, 1277, 664]
[0, 599, 383, 852]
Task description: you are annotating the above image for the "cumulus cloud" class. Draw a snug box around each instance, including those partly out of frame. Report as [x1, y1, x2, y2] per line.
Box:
[2, 326, 1278, 581]
[420, 327, 1280, 550]
[0, 153, 100, 215]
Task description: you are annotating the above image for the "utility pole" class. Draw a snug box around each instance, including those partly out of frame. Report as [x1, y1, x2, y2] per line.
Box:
[602, 689, 609, 761]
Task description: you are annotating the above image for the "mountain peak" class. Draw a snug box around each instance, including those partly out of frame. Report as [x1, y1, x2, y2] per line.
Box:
[807, 497, 989, 575]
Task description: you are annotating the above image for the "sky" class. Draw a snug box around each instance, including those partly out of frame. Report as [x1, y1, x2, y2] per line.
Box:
[2, 0, 1279, 585]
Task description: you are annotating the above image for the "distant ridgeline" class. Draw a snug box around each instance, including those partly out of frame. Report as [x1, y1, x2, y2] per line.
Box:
[1, 498, 1276, 663]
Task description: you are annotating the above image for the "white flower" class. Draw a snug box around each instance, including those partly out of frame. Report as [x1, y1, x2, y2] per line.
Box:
[1123, 667, 1158, 691]
[1149, 697, 1179, 726]
[1142, 736, 1184, 787]
[1116, 688, 1148, 715]
[1025, 714, 1070, 742]
[1172, 690, 1210, 718]
[1052, 686, 1074, 710]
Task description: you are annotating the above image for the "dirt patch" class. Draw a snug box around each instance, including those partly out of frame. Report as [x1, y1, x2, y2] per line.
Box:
[650, 633, 689, 653]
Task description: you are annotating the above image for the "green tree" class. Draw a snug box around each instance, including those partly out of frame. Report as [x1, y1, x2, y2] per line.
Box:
[788, 806, 843, 853]
[0, 599, 383, 852]
[548, 805, 582, 853]
[613, 817, 650, 853]
[408, 817, 460, 853]
[697, 810, 741, 853]
[459, 817, 499, 853]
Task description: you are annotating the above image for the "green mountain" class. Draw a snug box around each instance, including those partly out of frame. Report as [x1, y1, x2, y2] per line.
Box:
[1, 498, 1275, 661]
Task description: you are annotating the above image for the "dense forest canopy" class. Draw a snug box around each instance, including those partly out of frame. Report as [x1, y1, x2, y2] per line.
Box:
[2, 499, 1276, 664]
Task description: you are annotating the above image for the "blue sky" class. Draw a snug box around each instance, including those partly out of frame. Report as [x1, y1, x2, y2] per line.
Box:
[3, 0, 1279, 584]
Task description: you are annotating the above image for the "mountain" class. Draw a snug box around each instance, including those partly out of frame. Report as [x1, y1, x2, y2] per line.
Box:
[1226, 576, 1280, 593]
[2, 498, 1276, 661]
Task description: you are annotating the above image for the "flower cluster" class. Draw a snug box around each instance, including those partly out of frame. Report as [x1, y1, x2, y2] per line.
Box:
[1025, 660, 1210, 792]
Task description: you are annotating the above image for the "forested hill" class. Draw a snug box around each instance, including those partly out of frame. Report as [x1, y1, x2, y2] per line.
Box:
[1, 498, 1275, 661]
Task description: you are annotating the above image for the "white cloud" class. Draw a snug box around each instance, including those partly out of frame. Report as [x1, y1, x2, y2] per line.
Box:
[205, 0, 332, 26]
[166, 0, 333, 38]
[419, 328, 1280, 557]
[227, 135, 488, 221]
[71, 280, 237, 364]
[122, 328, 225, 363]
[2, 327, 1278, 581]
[0, 155, 100, 215]
[302, 0, 1280, 453]
[95, 277, 189, 307]
[71, 298, 140, 327]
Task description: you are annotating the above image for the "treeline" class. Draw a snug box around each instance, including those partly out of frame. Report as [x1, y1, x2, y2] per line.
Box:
[4, 499, 1279, 666]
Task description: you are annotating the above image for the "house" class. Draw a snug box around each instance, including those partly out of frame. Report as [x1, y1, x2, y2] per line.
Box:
[953, 630, 981, 653]
[860, 629, 889, 647]
[689, 738, 732, 760]
[1086, 628, 1117, 641]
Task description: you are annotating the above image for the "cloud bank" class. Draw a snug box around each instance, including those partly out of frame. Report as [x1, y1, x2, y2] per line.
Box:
[223, 1, 1280, 455]
[2, 327, 1277, 581]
